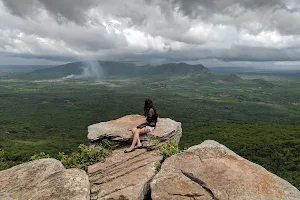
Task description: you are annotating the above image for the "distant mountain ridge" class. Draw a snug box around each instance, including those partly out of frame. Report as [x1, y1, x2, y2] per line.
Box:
[20, 61, 211, 80]
[17, 61, 275, 89]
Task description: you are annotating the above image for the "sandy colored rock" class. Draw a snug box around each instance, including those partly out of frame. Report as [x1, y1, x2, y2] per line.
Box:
[151, 140, 300, 200]
[88, 115, 182, 148]
[88, 148, 162, 200]
[0, 158, 90, 200]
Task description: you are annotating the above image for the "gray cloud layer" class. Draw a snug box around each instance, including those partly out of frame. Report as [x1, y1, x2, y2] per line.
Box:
[1, 0, 300, 66]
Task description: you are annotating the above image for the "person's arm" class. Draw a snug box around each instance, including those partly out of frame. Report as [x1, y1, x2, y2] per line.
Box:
[148, 108, 156, 127]
[143, 108, 154, 124]
[148, 108, 154, 117]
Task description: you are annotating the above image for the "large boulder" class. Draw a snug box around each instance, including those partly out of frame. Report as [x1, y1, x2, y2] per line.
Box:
[0, 158, 90, 200]
[88, 115, 182, 148]
[151, 140, 300, 200]
[88, 147, 162, 200]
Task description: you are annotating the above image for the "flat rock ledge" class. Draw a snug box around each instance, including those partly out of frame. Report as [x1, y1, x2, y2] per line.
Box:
[151, 140, 300, 200]
[88, 147, 163, 200]
[0, 158, 90, 200]
[88, 115, 182, 148]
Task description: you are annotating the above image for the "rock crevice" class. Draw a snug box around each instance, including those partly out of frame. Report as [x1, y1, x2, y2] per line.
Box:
[181, 170, 219, 200]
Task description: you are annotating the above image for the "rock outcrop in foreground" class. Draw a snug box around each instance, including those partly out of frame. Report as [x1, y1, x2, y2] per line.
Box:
[0, 158, 90, 200]
[88, 148, 162, 200]
[88, 114, 182, 148]
[151, 140, 300, 200]
[1, 115, 299, 200]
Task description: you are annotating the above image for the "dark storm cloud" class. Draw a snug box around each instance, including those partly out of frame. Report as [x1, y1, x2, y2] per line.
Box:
[2, 0, 97, 24]
[217, 46, 300, 62]
[38, 0, 97, 24]
[16, 53, 78, 62]
[170, 0, 284, 17]
[1, 0, 38, 17]
[143, 46, 300, 62]
[0, 0, 300, 66]
[169, 0, 300, 35]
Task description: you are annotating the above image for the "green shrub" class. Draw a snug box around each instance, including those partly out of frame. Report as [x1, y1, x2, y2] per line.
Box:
[154, 161, 161, 171]
[58, 143, 111, 171]
[30, 139, 113, 171]
[30, 152, 51, 161]
[153, 139, 182, 160]
[0, 149, 9, 170]
[0, 149, 5, 161]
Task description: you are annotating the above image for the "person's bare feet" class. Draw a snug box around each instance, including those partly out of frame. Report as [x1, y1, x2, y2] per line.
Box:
[135, 143, 143, 149]
[124, 147, 135, 153]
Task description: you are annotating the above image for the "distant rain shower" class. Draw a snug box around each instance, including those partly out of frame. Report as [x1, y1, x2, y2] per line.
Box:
[63, 61, 104, 81]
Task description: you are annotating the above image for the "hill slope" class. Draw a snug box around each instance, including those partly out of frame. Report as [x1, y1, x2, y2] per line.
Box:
[20, 61, 210, 80]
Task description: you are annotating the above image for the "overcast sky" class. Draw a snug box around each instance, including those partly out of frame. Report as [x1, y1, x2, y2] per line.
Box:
[1, 0, 300, 68]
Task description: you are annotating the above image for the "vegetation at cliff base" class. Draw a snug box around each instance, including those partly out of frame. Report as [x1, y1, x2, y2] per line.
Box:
[58, 142, 112, 171]
[30, 139, 113, 171]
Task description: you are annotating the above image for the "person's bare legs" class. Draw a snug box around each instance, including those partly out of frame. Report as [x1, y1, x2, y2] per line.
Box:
[130, 127, 143, 148]
[131, 127, 138, 135]
[125, 128, 150, 152]
[136, 134, 142, 148]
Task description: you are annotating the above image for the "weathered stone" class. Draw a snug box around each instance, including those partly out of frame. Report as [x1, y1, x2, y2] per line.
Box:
[88, 148, 163, 200]
[88, 115, 182, 148]
[0, 158, 90, 200]
[151, 140, 300, 200]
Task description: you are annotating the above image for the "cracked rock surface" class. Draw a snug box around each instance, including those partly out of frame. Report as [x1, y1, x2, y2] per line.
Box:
[150, 140, 300, 200]
[88, 148, 162, 200]
[0, 158, 90, 200]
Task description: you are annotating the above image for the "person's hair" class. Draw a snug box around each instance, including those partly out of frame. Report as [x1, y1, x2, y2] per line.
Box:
[144, 98, 158, 120]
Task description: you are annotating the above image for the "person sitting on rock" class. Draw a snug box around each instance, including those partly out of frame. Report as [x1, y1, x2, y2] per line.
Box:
[124, 98, 158, 153]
